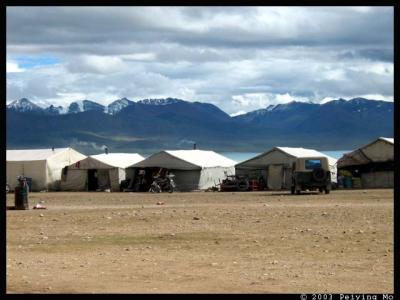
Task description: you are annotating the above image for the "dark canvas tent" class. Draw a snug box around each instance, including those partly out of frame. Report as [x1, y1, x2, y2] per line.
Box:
[127, 150, 236, 191]
[337, 137, 394, 188]
[235, 147, 337, 190]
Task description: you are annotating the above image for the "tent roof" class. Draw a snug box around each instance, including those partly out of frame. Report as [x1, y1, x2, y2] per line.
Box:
[164, 150, 236, 168]
[379, 137, 394, 144]
[7, 147, 70, 161]
[131, 150, 236, 169]
[337, 137, 394, 167]
[237, 147, 337, 167]
[90, 153, 145, 168]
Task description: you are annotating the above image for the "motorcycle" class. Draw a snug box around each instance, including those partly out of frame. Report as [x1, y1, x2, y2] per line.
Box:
[149, 173, 176, 193]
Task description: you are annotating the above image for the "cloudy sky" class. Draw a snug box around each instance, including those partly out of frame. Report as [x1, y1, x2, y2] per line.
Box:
[6, 6, 394, 115]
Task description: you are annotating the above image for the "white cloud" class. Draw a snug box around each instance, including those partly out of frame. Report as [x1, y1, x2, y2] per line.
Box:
[348, 62, 393, 76]
[7, 61, 25, 73]
[320, 97, 335, 104]
[229, 110, 247, 117]
[120, 53, 157, 61]
[67, 55, 126, 74]
[231, 93, 310, 112]
[323, 69, 346, 81]
[6, 7, 393, 114]
[357, 94, 393, 102]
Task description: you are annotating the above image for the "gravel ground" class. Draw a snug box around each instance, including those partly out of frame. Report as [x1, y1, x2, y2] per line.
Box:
[6, 189, 393, 293]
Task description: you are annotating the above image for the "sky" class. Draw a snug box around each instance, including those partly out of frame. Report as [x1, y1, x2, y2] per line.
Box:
[6, 6, 394, 116]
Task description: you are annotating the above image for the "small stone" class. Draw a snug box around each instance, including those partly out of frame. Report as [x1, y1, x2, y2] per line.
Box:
[39, 214, 44, 217]
[322, 212, 328, 216]
[211, 262, 218, 266]
[358, 230, 364, 234]
[193, 217, 200, 220]
[271, 260, 278, 265]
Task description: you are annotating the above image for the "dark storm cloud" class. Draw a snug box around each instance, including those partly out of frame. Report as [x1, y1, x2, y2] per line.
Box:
[7, 7, 393, 51]
[337, 48, 393, 62]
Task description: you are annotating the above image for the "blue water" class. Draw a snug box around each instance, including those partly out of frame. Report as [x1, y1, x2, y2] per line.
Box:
[220, 150, 350, 163]
[320, 150, 351, 159]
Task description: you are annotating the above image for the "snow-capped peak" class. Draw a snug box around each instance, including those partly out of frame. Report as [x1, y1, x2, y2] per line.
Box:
[68, 101, 84, 113]
[138, 98, 183, 106]
[68, 100, 105, 114]
[44, 104, 65, 115]
[7, 98, 43, 112]
[106, 97, 134, 115]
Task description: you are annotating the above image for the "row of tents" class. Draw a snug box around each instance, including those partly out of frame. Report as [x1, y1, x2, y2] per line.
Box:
[6, 137, 394, 192]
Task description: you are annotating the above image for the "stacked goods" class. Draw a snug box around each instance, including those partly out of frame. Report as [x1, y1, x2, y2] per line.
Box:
[352, 177, 362, 188]
[339, 170, 353, 188]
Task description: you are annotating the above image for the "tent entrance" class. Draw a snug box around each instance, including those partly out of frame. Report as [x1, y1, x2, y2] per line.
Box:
[87, 169, 99, 191]
[267, 164, 283, 190]
[130, 167, 167, 192]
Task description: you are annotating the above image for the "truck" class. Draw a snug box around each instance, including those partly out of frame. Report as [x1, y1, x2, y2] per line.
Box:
[291, 157, 332, 195]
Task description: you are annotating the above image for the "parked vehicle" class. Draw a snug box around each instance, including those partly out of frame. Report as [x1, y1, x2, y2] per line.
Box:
[220, 175, 250, 191]
[149, 173, 176, 193]
[291, 157, 332, 194]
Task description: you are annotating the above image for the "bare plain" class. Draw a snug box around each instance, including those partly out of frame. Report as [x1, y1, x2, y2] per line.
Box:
[6, 189, 393, 293]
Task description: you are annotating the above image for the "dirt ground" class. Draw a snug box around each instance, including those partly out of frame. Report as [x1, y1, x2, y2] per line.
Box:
[6, 189, 393, 294]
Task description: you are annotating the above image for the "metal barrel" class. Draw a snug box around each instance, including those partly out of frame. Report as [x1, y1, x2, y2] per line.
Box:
[14, 185, 29, 210]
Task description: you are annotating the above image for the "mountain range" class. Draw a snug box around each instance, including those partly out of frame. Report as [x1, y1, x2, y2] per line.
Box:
[6, 97, 394, 154]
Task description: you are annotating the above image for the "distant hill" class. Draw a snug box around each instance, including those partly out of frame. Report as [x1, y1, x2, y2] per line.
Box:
[6, 97, 394, 154]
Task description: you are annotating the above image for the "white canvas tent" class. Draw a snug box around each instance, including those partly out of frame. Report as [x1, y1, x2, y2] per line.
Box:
[235, 147, 337, 190]
[6, 147, 86, 191]
[127, 150, 236, 191]
[337, 137, 394, 188]
[60, 153, 144, 192]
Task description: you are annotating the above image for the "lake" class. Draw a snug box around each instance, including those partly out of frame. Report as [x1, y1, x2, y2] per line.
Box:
[220, 150, 350, 163]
